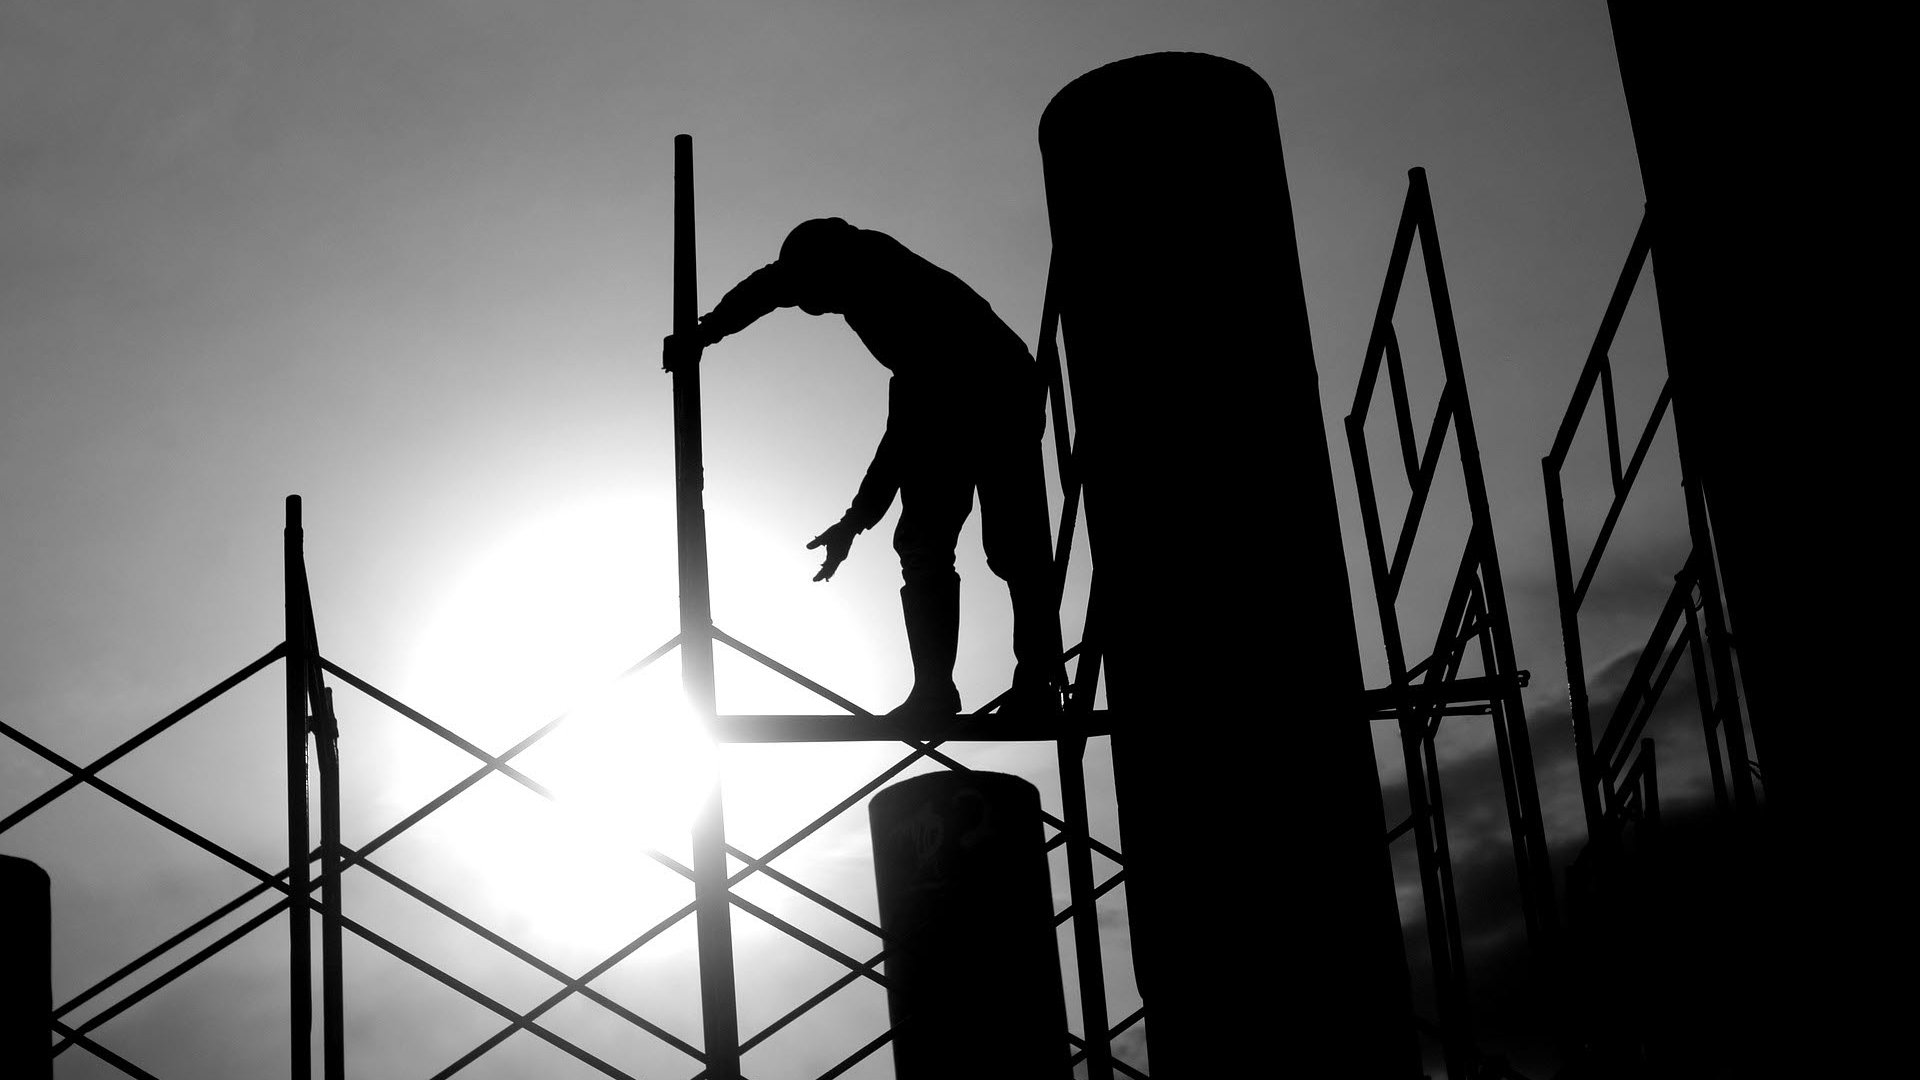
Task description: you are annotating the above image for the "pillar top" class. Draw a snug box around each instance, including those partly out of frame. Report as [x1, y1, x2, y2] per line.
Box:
[1040, 51, 1271, 145]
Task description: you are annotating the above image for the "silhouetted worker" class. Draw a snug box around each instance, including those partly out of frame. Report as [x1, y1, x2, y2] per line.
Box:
[665, 217, 1061, 716]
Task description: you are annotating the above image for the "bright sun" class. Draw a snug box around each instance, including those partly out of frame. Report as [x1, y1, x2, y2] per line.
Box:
[398, 493, 713, 942]
[392, 490, 884, 950]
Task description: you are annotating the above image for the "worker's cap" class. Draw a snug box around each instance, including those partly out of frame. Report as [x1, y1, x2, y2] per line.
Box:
[780, 217, 858, 265]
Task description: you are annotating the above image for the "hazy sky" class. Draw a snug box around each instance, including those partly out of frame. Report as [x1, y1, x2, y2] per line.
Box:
[2, 3, 1699, 1077]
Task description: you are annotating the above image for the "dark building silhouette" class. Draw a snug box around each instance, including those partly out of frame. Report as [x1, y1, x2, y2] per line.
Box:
[1549, 6, 1866, 1075]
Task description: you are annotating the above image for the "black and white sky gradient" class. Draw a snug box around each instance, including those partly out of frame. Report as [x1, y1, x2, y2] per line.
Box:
[2, 3, 1711, 1076]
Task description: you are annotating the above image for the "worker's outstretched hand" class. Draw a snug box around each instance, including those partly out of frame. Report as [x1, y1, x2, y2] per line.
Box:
[807, 520, 859, 582]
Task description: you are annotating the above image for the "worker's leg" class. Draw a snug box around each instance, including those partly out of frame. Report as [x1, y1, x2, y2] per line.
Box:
[889, 466, 973, 716]
[980, 434, 1063, 712]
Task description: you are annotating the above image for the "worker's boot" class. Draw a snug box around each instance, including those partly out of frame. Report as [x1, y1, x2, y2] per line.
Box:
[1007, 575, 1064, 715]
[888, 577, 962, 717]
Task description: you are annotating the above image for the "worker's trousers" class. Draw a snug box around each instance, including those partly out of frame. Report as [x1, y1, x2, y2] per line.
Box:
[891, 386, 1061, 689]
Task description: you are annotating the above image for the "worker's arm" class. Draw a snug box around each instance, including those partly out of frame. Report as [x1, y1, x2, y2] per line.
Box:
[699, 262, 794, 342]
[808, 383, 904, 582]
[662, 262, 794, 371]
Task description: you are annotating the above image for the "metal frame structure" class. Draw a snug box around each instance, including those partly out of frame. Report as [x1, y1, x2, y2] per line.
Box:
[0, 491, 1133, 1080]
[1344, 169, 1556, 1079]
[0, 152, 1691, 1080]
[1540, 205, 1772, 1080]
[1543, 210, 1755, 852]
[0, 136, 1140, 1080]
[0, 500, 725, 1079]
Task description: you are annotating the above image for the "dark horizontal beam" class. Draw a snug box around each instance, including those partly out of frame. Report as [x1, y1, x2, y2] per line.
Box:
[715, 673, 1528, 742]
[708, 710, 1114, 743]
[1360, 673, 1528, 719]
[714, 680, 1533, 741]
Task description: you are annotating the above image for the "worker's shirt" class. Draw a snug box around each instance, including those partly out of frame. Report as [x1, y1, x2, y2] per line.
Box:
[702, 227, 1039, 530]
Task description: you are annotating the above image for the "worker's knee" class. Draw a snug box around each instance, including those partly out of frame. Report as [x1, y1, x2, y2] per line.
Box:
[982, 521, 1051, 584]
[984, 547, 1043, 584]
[893, 510, 962, 567]
[896, 528, 958, 589]
[899, 557, 959, 591]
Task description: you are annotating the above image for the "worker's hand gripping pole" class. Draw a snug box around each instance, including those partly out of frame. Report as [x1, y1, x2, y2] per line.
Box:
[670, 132, 742, 1080]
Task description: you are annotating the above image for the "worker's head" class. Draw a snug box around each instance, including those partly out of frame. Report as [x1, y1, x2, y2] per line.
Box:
[780, 217, 858, 314]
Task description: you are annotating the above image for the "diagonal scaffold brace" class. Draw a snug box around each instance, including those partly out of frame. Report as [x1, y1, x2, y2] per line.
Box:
[671, 132, 743, 1080]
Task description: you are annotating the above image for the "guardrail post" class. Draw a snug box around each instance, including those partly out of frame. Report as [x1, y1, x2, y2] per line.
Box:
[672, 132, 741, 1080]
[285, 495, 313, 1080]
[316, 684, 344, 1080]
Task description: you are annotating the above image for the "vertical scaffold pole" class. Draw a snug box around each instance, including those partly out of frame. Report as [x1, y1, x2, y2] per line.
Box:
[284, 495, 313, 1080]
[287, 499, 345, 1080]
[315, 685, 345, 1080]
[672, 132, 741, 1080]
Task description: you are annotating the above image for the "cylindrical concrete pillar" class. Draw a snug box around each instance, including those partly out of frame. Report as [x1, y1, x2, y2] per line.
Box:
[1, 855, 51, 1080]
[1040, 52, 1417, 1076]
[869, 771, 1067, 1080]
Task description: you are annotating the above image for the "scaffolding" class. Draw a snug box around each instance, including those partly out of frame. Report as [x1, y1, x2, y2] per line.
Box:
[1345, 169, 1556, 1079]
[0, 157, 1573, 1080]
[1542, 209, 1769, 1075]
[0, 135, 1136, 1080]
[1543, 211, 1756, 850]
[0, 131, 1771, 1080]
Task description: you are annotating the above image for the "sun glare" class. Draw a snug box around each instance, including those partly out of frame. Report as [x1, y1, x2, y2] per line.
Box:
[461, 660, 718, 944]
[539, 666, 718, 850]
[395, 494, 706, 940]
[393, 491, 885, 947]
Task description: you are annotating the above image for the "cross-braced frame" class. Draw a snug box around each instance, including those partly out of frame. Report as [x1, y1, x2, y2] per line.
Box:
[1, 498, 1132, 1080]
[1345, 168, 1557, 1079]
[0, 136, 1139, 1080]
[1543, 210, 1756, 850]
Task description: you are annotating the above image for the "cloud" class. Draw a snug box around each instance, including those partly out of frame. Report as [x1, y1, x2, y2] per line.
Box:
[1071, 1022, 1147, 1078]
[1373, 605, 1752, 1074]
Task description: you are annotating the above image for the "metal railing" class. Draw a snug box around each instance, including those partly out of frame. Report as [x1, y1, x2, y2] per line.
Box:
[1542, 210, 1754, 847]
[1345, 167, 1556, 1079]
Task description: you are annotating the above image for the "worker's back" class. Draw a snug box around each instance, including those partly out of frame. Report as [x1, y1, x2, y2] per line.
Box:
[798, 226, 1033, 387]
